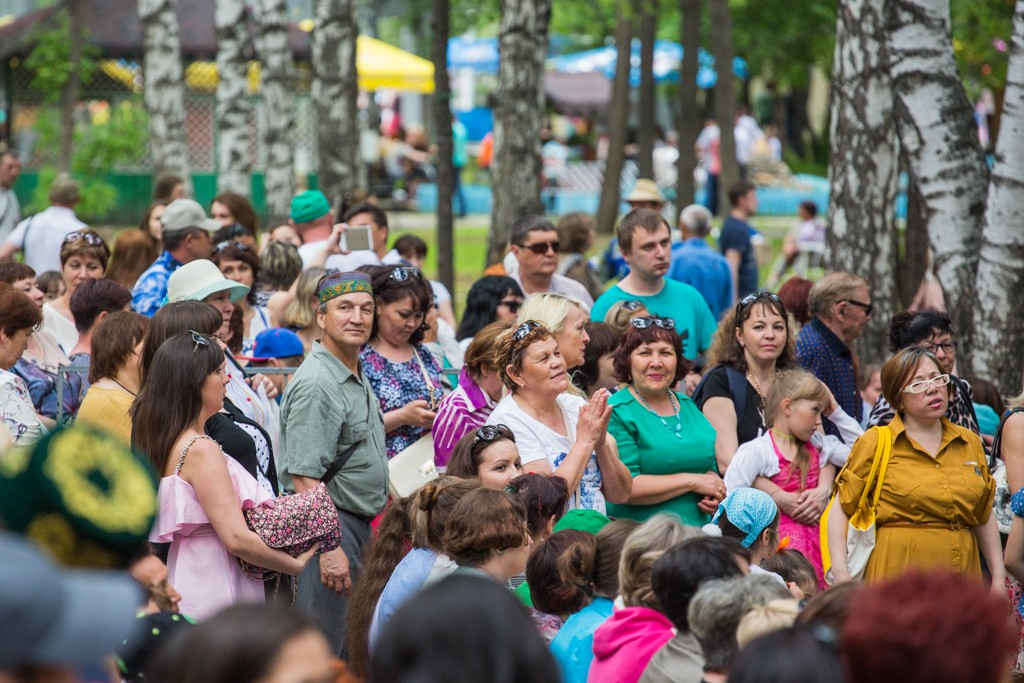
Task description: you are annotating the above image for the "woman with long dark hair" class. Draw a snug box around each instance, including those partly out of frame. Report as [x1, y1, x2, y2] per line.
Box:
[134, 332, 315, 619]
[456, 275, 524, 344]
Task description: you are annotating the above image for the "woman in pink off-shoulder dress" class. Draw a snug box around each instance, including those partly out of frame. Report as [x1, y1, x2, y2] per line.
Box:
[132, 331, 317, 620]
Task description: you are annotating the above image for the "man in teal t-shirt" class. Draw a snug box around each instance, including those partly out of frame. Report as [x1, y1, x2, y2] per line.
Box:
[591, 209, 717, 363]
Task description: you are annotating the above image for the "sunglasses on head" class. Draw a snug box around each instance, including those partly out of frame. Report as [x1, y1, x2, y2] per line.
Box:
[189, 330, 211, 353]
[389, 266, 421, 282]
[736, 291, 785, 319]
[512, 320, 546, 341]
[222, 223, 251, 239]
[213, 240, 251, 254]
[516, 240, 560, 255]
[622, 300, 645, 312]
[630, 316, 675, 330]
[62, 231, 105, 247]
[474, 424, 513, 444]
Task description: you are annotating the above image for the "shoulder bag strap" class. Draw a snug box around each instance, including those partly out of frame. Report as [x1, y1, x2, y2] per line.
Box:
[869, 426, 893, 509]
[724, 365, 748, 423]
[411, 346, 439, 410]
[854, 426, 890, 511]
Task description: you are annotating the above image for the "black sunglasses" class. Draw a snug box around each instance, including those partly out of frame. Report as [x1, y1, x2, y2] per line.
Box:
[62, 231, 105, 247]
[499, 298, 522, 313]
[844, 299, 873, 316]
[222, 223, 252, 239]
[189, 330, 211, 353]
[622, 300, 645, 312]
[474, 424, 514, 444]
[512, 320, 546, 341]
[630, 316, 675, 330]
[738, 291, 784, 309]
[213, 240, 252, 254]
[516, 240, 560, 255]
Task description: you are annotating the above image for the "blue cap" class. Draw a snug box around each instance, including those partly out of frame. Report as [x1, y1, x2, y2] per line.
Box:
[246, 328, 304, 361]
[711, 488, 778, 547]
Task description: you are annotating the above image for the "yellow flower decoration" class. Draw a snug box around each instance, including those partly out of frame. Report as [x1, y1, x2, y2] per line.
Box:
[26, 512, 118, 568]
[0, 445, 31, 478]
[42, 430, 156, 535]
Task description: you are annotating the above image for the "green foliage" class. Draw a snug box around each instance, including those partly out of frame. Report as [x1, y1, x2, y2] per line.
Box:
[26, 101, 149, 221]
[22, 13, 101, 102]
[952, 0, 1014, 94]
[731, 0, 835, 88]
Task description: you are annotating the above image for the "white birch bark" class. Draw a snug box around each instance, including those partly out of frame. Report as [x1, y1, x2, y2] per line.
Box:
[311, 0, 359, 208]
[826, 0, 900, 364]
[972, 0, 1024, 391]
[487, 0, 552, 265]
[886, 0, 988, 351]
[140, 0, 192, 192]
[256, 0, 295, 227]
[216, 0, 253, 195]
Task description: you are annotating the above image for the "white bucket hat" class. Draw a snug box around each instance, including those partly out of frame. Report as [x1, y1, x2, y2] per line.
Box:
[166, 259, 249, 304]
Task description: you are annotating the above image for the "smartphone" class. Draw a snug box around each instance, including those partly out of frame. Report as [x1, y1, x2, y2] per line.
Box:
[340, 224, 372, 252]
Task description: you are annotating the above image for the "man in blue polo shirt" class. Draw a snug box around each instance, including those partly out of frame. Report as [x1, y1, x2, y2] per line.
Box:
[668, 203, 733, 320]
[591, 209, 717, 380]
[721, 180, 759, 299]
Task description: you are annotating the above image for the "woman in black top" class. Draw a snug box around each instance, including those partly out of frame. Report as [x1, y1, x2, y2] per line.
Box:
[693, 292, 796, 473]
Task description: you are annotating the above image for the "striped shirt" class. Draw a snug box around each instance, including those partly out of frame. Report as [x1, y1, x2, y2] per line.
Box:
[433, 368, 495, 468]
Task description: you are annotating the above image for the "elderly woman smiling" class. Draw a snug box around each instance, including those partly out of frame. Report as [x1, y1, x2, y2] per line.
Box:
[606, 316, 723, 524]
[486, 321, 631, 513]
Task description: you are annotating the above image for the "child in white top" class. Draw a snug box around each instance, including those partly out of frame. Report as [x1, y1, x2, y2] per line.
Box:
[724, 369, 863, 585]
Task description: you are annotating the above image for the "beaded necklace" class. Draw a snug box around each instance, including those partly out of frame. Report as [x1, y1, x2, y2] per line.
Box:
[634, 387, 684, 439]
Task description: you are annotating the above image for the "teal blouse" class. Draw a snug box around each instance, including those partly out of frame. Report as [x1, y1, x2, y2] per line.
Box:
[606, 388, 717, 524]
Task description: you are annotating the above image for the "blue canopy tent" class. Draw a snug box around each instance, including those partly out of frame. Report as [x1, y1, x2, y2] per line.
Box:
[547, 39, 748, 88]
[447, 35, 499, 72]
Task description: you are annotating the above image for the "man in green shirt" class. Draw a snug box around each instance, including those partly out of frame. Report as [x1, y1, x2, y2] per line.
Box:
[591, 209, 717, 390]
[279, 270, 388, 655]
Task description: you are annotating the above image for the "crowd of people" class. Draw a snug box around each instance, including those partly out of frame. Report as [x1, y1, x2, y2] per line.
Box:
[0, 157, 1020, 683]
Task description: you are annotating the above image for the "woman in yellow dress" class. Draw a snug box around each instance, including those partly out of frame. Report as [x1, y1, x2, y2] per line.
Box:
[827, 346, 1002, 587]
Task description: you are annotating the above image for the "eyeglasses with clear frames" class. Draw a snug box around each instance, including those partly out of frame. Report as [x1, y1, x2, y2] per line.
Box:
[902, 374, 951, 394]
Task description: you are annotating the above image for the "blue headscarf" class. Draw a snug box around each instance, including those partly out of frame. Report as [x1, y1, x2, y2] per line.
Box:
[710, 488, 778, 547]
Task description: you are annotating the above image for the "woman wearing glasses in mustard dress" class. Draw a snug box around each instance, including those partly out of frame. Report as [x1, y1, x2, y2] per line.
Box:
[360, 265, 444, 459]
[694, 292, 798, 474]
[605, 316, 723, 524]
[828, 347, 1001, 585]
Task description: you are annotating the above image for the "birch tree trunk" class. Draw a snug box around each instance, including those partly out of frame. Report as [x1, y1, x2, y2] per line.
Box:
[432, 0, 455, 294]
[710, 0, 738, 208]
[312, 0, 359, 209]
[140, 0, 192, 192]
[886, 0, 988, 354]
[487, 0, 552, 265]
[675, 0, 701, 212]
[636, 0, 656, 180]
[972, 0, 1024, 392]
[594, 1, 633, 236]
[256, 0, 295, 227]
[827, 0, 900, 364]
[216, 0, 252, 195]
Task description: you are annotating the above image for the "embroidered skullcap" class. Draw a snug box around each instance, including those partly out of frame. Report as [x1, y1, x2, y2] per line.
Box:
[318, 270, 373, 304]
[711, 487, 778, 548]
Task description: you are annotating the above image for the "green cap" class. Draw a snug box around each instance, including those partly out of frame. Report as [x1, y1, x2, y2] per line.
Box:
[553, 508, 612, 535]
[0, 426, 158, 569]
[289, 190, 330, 223]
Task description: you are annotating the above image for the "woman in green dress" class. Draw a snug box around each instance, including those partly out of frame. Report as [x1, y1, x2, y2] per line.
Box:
[607, 316, 724, 524]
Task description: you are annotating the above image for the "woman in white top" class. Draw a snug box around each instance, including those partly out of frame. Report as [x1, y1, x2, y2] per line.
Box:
[486, 320, 631, 514]
[41, 229, 110, 352]
[212, 241, 273, 357]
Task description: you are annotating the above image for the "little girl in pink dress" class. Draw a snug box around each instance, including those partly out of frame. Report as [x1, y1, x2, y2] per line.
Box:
[723, 369, 862, 586]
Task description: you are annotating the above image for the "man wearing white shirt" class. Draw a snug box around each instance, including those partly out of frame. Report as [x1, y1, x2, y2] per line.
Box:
[0, 151, 21, 244]
[292, 192, 387, 271]
[508, 215, 594, 308]
[0, 174, 85, 273]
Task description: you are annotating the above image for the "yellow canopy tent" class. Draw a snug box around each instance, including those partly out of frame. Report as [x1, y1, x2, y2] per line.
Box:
[99, 34, 434, 94]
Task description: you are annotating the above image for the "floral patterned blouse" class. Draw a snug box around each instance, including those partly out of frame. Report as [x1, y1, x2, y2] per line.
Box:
[0, 369, 48, 445]
[360, 344, 444, 459]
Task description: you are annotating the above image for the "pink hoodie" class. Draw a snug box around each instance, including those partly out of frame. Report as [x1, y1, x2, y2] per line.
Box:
[587, 606, 675, 683]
